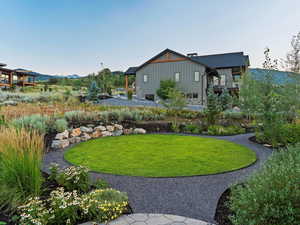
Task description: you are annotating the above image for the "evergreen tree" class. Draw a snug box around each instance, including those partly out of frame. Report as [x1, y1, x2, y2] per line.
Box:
[87, 81, 100, 102]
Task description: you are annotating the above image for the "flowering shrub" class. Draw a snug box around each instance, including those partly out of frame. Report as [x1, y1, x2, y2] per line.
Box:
[49, 164, 90, 193]
[18, 188, 129, 225]
[80, 189, 128, 222]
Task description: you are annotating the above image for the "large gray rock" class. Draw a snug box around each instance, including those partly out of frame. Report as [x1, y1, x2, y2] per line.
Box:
[80, 126, 93, 133]
[69, 137, 81, 144]
[101, 131, 112, 137]
[94, 125, 106, 132]
[133, 128, 146, 134]
[55, 130, 69, 140]
[51, 139, 70, 149]
[112, 130, 123, 136]
[81, 133, 91, 141]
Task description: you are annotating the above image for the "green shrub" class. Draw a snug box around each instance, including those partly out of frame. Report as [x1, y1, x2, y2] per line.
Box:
[49, 164, 90, 193]
[182, 124, 201, 134]
[229, 145, 300, 225]
[64, 111, 99, 124]
[256, 123, 300, 147]
[207, 125, 245, 136]
[93, 178, 110, 189]
[127, 89, 133, 100]
[11, 114, 50, 134]
[156, 79, 176, 100]
[53, 119, 68, 132]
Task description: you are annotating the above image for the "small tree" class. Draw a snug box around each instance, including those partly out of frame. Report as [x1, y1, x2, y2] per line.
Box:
[162, 89, 186, 131]
[219, 88, 232, 111]
[205, 87, 222, 125]
[156, 79, 176, 100]
[87, 81, 100, 102]
[282, 31, 300, 73]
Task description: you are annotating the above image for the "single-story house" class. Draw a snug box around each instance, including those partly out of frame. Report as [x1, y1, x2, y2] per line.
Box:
[0, 63, 36, 88]
[125, 48, 249, 105]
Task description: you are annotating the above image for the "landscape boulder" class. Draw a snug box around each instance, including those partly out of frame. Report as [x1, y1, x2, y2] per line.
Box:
[106, 125, 114, 132]
[94, 125, 106, 132]
[70, 128, 81, 137]
[51, 139, 70, 149]
[112, 130, 123, 136]
[133, 128, 146, 134]
[91, 130, 102, 138]
[69, 137, 81, 144]
[81, 133, 91, 141]
[80, 126, 93, 133]
[55, 130, 69, 140]
[114, 124, 123, 130]
[101, 131, 112, 137]
[123, 128, 133, 135]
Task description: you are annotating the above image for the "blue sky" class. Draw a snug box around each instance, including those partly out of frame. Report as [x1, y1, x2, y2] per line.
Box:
[0, 0, 299, 75]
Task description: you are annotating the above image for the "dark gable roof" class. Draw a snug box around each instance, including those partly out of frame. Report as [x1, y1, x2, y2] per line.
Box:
[124, 67, 138, 75]
[125, 49, 249, 75]
[191, 52, 249, 69]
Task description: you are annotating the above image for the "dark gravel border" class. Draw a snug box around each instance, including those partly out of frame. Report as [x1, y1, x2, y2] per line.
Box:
[43, 133, 272, 224]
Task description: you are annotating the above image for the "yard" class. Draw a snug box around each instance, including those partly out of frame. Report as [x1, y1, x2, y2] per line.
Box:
[65, 134, 256, 177]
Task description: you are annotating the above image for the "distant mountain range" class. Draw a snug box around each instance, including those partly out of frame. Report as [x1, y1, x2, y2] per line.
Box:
[16, 69, 81, 81]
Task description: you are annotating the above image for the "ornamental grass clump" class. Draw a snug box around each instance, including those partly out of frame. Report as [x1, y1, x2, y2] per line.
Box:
[229, 145, 300, 225]
[0, 127, 44, 213]
[11, 114, 50, 134]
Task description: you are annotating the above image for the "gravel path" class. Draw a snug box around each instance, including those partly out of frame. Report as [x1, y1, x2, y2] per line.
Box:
[43, 133, 272, 224]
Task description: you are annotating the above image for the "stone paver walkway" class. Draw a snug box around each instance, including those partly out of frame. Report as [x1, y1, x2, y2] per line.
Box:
[79, 213, 213, 225]
[43, 133, 272, 224]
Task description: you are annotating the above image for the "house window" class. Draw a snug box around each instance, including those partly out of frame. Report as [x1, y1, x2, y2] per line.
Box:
[233, 74, 241, 82]
[193, 93, 198, 98]
[143, 75, 148, 83]
[194, 71, 200, 82]
[175, 72, 180, 82]
[145, 94, 154, 101]
[186, 93, 192, 98]
[220, 75, 226, 86]
[213, 76, 219, 86]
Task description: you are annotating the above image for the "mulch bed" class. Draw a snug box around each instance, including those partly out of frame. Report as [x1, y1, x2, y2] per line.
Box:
[0, 172, 132, 225]
[214, 187, 234, 225]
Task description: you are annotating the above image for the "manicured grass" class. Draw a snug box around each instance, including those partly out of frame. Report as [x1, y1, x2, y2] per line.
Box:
[65, 134, 256, 177]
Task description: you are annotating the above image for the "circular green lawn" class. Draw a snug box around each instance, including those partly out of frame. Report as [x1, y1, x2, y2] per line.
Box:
[64, 134, 256, 177]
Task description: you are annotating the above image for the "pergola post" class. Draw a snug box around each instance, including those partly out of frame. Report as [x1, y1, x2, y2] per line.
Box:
[9, 72, 13, 87]
[125, 75, 128, 91]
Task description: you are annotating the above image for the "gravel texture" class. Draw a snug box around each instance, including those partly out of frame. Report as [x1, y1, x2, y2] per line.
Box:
[43, 133, 272, 224]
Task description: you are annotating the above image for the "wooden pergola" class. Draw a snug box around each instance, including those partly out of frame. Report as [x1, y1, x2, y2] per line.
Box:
[0, 64, 36, 87]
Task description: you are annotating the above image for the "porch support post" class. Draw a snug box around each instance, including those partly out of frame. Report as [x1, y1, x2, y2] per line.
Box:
[9, 72, 13, 87]
[125, 75, 128, 90]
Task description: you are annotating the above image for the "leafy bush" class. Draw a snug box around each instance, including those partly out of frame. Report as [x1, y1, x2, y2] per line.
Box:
[49, 164, 90, 193]
[53, 119, 68, 132]
[156, 79, 176, 100]
[256, 123, 300, 147]
[207, 125, 245, 136]
[127, 89, 133, 100]
[0, 128, 44, 213]
[11, 114, 50, 134]
[182, 123, 201, 134]
[229, 145, 300, 225]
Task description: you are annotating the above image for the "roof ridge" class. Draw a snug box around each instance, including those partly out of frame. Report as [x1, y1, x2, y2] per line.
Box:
[195, 52, 245, 57]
